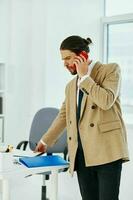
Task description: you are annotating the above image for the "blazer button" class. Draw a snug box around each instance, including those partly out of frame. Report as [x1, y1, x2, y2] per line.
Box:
[90, 123, 94, 127]
[85, 90, 89, 95]
[69, 137, 72, 140]
[91, 105, 96, 109]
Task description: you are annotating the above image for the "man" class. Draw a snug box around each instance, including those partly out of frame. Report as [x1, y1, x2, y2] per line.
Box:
[35, 35, 129, 200]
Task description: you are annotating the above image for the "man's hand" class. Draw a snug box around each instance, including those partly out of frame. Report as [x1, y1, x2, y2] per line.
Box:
[34, 141, 47, 153]
[73, 54, 92, 78]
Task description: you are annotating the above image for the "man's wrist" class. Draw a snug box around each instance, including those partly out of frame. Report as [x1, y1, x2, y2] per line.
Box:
[80, 74, 89, 82]
[40, 139, 47, 147]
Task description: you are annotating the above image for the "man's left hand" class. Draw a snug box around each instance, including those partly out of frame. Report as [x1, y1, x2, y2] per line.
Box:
[73, 54, 92, 78]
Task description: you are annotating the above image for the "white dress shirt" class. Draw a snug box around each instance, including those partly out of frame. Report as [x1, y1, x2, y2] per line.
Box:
[77, 60, 96, 105]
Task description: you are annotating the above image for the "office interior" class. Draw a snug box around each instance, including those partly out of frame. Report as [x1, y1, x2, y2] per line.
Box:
[0, 0, 133, 199]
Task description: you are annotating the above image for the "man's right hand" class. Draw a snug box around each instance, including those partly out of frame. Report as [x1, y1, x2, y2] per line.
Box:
[34, 141, 47, 153]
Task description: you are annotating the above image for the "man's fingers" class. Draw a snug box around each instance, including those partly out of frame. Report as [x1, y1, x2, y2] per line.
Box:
[34, 141, 47, 153]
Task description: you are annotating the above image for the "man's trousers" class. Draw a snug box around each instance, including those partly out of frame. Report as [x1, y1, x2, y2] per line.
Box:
[75, 148, 122, 200]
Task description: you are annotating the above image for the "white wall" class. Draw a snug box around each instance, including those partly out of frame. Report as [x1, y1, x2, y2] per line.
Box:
[0, 0, 103, 146]
[44, 0, 103, 107]
[0, 0, 48, 145]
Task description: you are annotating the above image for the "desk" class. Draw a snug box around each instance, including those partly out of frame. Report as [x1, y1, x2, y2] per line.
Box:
[0, 150, 69, 200]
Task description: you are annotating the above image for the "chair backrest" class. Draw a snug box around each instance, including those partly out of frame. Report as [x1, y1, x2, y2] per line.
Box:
[29, 107, 67, 155]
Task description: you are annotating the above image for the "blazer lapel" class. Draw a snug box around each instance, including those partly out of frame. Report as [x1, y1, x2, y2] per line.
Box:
[80, 93, 87, 120]
[71, 77, 78, 122]
[80, 62, 101, 121]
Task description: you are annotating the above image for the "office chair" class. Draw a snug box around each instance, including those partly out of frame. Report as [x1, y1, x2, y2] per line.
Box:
[16, 107, 68, 200]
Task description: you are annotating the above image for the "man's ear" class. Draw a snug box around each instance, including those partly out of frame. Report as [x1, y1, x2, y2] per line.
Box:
[87, 53, 92, 65]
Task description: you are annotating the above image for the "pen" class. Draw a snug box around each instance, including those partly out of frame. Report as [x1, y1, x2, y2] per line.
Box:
[13, 152, 44, 157]
[13, 155, 23, 157]
[35, 152, 44, 156]
[13, 155, 28, 157]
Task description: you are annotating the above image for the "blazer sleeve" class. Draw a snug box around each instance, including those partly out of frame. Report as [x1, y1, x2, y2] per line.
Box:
[41, 97, 66, 147]
[79, 63, 121, 110]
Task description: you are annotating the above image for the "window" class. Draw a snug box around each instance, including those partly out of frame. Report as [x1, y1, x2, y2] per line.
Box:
[108, 23, 133, 125]
[106, 0, 133, 16]
[102, 2, 133, 126]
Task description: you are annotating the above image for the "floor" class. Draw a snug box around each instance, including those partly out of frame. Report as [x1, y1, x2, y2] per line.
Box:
[0, 171, 81, 200]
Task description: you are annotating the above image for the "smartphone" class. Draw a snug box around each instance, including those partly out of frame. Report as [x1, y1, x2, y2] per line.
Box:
[72, 51, 88, 71]
[79, 51, 88, 60]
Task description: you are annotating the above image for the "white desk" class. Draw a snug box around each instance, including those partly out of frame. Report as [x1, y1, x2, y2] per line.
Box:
[0, 150, 69, 200]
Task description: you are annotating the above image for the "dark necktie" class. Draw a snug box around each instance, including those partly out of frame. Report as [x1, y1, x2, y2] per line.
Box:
[77, 89, 84, 122]
[77, 89, 84, 150]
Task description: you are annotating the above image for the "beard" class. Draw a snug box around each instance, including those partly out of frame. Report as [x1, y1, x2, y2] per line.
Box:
[70, 70, 77, 75]
[66, 65, 77, 75]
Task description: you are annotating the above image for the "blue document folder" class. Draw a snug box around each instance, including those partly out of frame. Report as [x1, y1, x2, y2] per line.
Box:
[19, 155, 69, 168]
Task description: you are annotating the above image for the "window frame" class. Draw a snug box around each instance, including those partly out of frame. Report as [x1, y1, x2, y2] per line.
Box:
[101, 13, 133, 129]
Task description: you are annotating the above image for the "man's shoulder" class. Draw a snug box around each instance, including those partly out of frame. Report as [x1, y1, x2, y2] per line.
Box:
[66, 76, 77, 87]
[95, 61, 120, 73]
[64, 76, 77, 93]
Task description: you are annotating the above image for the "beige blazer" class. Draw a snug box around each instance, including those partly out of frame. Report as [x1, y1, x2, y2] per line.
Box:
[42, 62, 129, 175]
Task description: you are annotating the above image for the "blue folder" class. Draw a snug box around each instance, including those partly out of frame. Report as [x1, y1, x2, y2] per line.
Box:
[19, 155, 69, 168]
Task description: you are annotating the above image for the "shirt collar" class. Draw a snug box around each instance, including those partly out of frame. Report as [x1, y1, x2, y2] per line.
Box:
[88, 60, 95, 75]
[77, 60, 96, 81]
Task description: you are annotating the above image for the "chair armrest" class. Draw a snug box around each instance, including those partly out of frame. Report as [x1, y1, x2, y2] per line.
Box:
[16, 140, 29, 150]
[62, 146, 68, 172]
[63, 146, 68, 160]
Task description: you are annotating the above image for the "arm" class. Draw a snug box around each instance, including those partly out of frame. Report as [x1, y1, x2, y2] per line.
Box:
[41, 100, 66, 146]
[35, 99, 66, 152]
[79, 63, 121, 110]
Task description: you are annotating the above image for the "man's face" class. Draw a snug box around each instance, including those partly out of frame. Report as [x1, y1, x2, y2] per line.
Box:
[60, 50, 77, 75]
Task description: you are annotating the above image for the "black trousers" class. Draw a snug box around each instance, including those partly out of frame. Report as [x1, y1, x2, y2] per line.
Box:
[75, 148, 122, 200]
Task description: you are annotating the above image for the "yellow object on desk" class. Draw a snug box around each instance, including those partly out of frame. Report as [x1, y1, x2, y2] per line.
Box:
[5, 145, 14, 152]
[0, 144, 13, 153]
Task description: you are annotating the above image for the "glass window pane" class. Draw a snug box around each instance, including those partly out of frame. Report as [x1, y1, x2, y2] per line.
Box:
[108, 23, 133, 124]
[106, 0, 133, 16]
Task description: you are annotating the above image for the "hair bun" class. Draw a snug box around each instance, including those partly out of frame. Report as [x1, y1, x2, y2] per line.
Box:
[82, 37, 92, 45]
[86, 37, 92, 45]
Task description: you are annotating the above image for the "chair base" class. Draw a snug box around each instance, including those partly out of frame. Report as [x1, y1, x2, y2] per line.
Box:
[41, 185, 49, 200]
